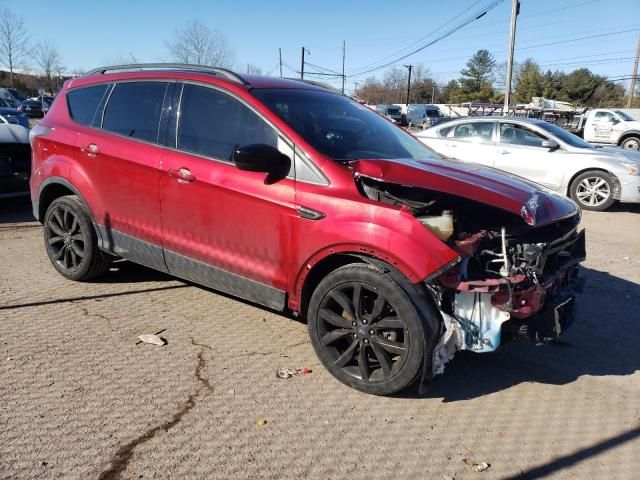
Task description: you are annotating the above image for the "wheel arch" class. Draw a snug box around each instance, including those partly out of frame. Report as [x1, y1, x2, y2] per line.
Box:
[617, 131, 640, 146]
[565, 167, 620, 199]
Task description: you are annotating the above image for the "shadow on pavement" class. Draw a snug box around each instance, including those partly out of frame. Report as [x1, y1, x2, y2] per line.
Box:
[412, 266, 640, 402]
[506, 426, 640, 479]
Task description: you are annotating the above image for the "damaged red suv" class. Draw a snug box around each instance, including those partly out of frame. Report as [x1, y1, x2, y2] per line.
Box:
[30, 64, 585, 395]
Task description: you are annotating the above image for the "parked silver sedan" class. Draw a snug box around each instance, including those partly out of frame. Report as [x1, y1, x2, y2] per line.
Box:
[416, 116, 640, 211]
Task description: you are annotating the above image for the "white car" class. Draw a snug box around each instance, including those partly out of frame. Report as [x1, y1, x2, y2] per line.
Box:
[416, 117, 640, 211]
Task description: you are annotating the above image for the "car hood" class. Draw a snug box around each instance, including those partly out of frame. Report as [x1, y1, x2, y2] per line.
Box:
[351, 157, 579, 227]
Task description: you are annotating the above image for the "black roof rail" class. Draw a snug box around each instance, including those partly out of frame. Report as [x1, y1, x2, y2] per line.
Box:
[84, 63, 250, 86]
[284, 77, 345, 95]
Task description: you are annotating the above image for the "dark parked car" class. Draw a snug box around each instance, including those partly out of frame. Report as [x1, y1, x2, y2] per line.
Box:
[0, 98, 30, 128]
[0, 120, 30, 198]
[30, 64, 585, 395]
[18, 96, 53, 118]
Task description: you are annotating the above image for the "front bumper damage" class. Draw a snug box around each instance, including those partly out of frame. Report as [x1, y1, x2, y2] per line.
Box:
[430, 227, 586, 376]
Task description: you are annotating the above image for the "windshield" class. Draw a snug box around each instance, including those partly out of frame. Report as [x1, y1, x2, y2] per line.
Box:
[614, 110, 635, 121]
[253, 88, 440, 161]
[538, 122, 594, 149]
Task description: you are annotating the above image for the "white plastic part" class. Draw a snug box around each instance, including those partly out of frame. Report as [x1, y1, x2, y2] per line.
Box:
[453, 291, 511, 353]
[417, 210, 454, 241]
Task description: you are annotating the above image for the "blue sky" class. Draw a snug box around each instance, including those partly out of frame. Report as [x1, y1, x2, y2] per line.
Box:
[3, 0, 640, 93]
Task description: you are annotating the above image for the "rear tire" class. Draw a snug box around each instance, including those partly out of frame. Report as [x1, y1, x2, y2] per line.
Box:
[307, 263, 438, 395]
[43, 195, 111, 281]
[620, 136, 640, 151]
[569, 170, 616, 211]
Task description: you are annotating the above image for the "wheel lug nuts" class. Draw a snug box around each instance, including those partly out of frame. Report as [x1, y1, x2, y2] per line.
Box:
[353, 333, 357, 338]
[369, 330, 374, 335]
[352, 321, 357, 327]
[363, 339, 369, 344]
[362, 319, 367, 324]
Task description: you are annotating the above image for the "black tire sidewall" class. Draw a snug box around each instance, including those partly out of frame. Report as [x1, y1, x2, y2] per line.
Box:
[621, 137, 640, 151]
[44, 196, 102, 281]
[569, 171, 616, 212]
[307, 263, 429, 395]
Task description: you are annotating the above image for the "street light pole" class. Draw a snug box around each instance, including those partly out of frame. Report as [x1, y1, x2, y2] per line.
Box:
[503, 0, 520, 115]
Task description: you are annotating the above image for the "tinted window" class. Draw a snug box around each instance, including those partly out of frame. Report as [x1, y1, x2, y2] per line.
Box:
[538, 122, 592, 149]
[452, 122, 494, 141]
[253, 89, 439, 161]
[102, 82, 168, 142]
[177, 84, 277, 161]
[67, 85, 109, 126]
[500, 123, 545, 147]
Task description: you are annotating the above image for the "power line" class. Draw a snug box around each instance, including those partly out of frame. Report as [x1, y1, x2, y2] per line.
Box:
[346, 0, 507, 77]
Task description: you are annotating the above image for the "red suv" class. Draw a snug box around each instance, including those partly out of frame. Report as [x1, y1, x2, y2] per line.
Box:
[30, 64, 585, 395]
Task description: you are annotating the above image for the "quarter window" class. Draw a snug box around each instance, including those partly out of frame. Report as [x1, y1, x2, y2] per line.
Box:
[67, 84, 109, 126]
[102, 82, 168, 143]
[177, 84, 277, 161]
[499, 123, 546, 147]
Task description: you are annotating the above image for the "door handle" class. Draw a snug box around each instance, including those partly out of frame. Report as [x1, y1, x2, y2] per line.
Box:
[498, 149, 511, 155]
[80, 143, 99, 157]
[168, 167, 196, 183]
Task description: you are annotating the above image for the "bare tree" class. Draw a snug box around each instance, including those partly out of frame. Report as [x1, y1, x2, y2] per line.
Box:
[0, 8, 30, 86]
[33, 42, 64, 93]
[245, 64, 262, 75]
[165, 21, 234, 68]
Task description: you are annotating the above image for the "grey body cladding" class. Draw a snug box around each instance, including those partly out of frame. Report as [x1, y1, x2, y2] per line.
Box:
[95, 225, 286, 311]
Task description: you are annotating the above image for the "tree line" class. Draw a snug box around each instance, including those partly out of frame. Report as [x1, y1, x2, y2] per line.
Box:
[356, 49, 633, 108]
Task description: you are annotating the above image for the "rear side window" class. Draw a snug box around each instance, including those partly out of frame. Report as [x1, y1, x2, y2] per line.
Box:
[177, 84, 277, 161]
[102, 82, 168, 143]
[67, 85, 109, 126]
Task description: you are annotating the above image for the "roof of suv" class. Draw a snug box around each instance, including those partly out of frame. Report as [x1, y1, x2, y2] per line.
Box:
[69, 64, 337, 93]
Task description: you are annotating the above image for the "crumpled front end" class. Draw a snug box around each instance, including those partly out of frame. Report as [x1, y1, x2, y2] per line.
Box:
[429, 216, 586, 375]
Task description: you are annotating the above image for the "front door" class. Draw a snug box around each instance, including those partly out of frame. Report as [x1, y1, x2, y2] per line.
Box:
[494, 122, 565, 191]
[160, 83, 297, 309]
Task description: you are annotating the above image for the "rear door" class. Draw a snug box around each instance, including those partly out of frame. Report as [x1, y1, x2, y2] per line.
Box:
[437, 120, 497, 166]
[74, 80, 171, 270]
[494, 122, 565, 190]
[160, 83, 297, 309]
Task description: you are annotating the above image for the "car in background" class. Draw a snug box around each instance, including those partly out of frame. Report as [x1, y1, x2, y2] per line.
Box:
[374, 104, 404, 124]
[18, 96, 53, 118]
[0, 87, 27, 108]
[0, 119, 30, 198]
[0, 98, 30, 128]
[406, 104, 446, 130]
[416, 116, 640, 211]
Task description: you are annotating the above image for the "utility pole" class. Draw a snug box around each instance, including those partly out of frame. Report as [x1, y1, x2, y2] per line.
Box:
[279, 48, 283, 78]
[626, 34, 640, 108]
[300, 47, 309, 79]
[341, 40, 346, 94]
[431, 83, 436, 104]
[404, 64, 413, 106]
[503, 0, 520, 115]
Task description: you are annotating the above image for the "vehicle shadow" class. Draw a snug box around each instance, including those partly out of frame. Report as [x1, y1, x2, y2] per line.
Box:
[606, 202, 640, 214]
[409, 266, 640, 402]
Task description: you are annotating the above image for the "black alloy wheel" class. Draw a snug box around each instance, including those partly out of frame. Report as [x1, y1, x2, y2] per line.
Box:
[44, 196, 111, 281]
[308, 263, 435, 395]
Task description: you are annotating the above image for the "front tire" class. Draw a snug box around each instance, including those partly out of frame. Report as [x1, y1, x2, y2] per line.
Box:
[44, 195, 111, 281]
[307, 263, 437, 395]
[569, 170, 616, 211]
[620, 136, 640, 151]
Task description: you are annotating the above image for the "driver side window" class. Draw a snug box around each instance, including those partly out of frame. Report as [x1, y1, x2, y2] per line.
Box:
[594, 111, 615, 123]
[499, 123, 545, 148]
[177, 84, 278, 162]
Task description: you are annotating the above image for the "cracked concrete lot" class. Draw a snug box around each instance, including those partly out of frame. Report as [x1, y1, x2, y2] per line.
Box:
[1, 198, 639, 480]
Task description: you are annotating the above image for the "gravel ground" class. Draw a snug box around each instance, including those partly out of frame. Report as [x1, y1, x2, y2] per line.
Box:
[1, 196, 639, 480]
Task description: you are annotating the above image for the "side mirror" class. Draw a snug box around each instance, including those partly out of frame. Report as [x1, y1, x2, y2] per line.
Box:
[233, 144, 291, 182]
[541, 139, 559, 150]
